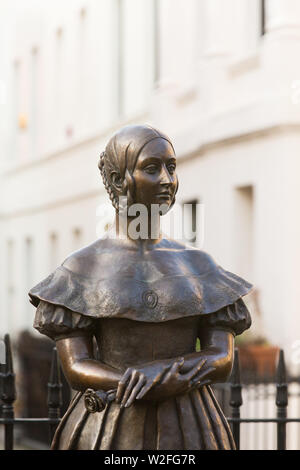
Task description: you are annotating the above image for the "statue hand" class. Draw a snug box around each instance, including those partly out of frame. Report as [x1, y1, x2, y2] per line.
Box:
[188, 362, 216, 389]
[180, 355, 217, 389]
[115, 359, 175, 408]
[138, 358, 213, 402]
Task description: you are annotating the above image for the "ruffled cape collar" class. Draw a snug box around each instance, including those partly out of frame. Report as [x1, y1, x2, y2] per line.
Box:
[29, 239, 253, 323]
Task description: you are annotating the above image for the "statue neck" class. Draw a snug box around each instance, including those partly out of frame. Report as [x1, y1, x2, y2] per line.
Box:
[113, 210, 162, 246]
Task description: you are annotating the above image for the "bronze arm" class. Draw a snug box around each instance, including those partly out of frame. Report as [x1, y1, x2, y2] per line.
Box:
[56, 335, 122, 392]
[181, 328, 235, 385]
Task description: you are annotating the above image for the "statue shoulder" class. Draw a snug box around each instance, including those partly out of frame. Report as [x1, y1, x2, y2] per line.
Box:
[185, 248, 219, 275]
[62, 238, 107, 275]
[161, 237, 218, 272]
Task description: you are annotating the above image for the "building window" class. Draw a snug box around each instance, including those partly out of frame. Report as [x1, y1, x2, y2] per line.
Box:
[154, 0, 160, 85]
[183, 199, 199, 246]
[55, 27, 64, 138]
[261, 0, 266, 36]
[30, 47, 38, 158]
[50, 233, 59, 270]
[116, 0, 124, 117]
[234, 185, 254, 280]
[72, 228, 82, 251]
[24, 237, 34, 322]
[117, 0, 157, 117]
[7, 240, 15, 331]
[78, 7, 87, 129]
[12, 61, 21, 159]
[80, 7, 86, 19]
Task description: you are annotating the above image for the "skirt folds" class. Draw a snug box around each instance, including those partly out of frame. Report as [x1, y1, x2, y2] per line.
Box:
[51, 386, 235, 450]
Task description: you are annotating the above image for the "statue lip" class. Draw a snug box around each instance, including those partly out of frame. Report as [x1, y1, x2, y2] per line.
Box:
[156, 191, 172, 196]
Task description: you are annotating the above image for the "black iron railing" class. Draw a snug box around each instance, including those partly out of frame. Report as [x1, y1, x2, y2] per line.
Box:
[0, 335, 62, 450]
[227, 348, 300, 450]
[1, 334, 300, 450]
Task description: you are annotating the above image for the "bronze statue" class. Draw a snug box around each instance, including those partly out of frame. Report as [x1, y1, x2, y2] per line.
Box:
[29, 125, 252, 450]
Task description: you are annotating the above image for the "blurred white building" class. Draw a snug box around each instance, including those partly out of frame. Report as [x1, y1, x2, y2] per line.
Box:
[1, 0, 300, 366]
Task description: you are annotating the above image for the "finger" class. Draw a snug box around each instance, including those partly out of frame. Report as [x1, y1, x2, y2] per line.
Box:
[184, 359, 207, 381]
[136, 370, 166, 400]
[136, 360, 182, 401]
[160, 358, 185, 385]
[190, 366, 216, 384]
[140, 360, 179, 393]
[116, 369, 132, 403]
[156, 360, 180, 383]
[135, 380, 155, 400]
[191, 378, 212, 389]
[135, 363, 173, 400]
[124, 374, 146, 408]
[121, 371, 139, 407]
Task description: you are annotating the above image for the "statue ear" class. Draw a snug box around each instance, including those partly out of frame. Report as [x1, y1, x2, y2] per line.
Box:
[110, 171, 123, 194]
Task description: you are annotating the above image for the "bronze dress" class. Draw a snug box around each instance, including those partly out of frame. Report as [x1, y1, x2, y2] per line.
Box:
[29, 237, 252, 450]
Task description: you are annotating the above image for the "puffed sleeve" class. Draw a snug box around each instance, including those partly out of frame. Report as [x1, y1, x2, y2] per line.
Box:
[33, 300, 97, 341]
[199, 298, 251, 337]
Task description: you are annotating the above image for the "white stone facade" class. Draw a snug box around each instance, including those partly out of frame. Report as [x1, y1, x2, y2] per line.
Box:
[1, 0, 300, 366]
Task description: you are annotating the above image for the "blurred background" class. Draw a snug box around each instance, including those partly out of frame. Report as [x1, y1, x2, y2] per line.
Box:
[1, 0, 300, 449]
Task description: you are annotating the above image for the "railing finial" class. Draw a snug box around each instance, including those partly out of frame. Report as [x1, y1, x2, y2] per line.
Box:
[231, 348, 241, 386]
[230, 348, 243, 450]
[276, 349, 286, 387]
[4, 334, 14, 375]
[276, 349, 288, 450]
[47, 346, 63, 445]
[1, 334, 16, 404]
[1, 334, 16, 450]
[49, 347, 60, 385]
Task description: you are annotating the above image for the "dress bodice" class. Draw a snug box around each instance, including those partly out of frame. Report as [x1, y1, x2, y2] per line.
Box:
[95, 317, 199, 370]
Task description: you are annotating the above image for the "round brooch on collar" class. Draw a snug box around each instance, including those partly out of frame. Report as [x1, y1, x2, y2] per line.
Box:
[142, 290, 158, 309]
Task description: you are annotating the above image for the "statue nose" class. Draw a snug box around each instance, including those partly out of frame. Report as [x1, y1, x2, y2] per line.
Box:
[160, 166, 172, 185]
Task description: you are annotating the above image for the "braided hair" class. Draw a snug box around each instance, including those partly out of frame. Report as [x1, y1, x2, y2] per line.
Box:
[98, 151, 136, 213]
[98, 151, 120, 211]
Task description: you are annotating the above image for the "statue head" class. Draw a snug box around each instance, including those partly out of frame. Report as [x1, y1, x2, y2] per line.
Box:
[98, 124, 178, 213]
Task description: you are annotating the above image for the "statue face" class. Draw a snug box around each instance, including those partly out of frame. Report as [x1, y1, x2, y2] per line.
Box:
[132, 138, 177, 211]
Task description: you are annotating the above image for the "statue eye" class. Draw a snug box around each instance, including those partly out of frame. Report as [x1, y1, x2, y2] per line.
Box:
[144, 164, 159, 174]
[167, 164, 176, 174]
